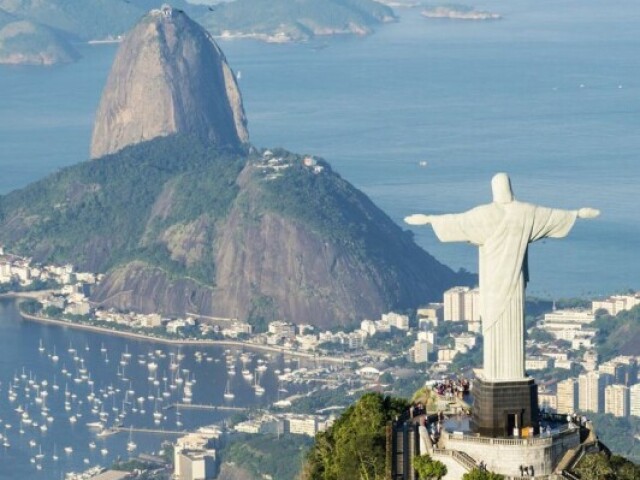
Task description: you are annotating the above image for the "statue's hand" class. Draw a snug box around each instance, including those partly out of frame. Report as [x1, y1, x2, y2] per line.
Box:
[404, 214, 432, 225]
[578, 208, 600, 219]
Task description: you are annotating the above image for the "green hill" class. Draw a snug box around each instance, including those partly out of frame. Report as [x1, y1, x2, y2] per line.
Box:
[594, 305, 640, 360]
[0, 135, 465, 327]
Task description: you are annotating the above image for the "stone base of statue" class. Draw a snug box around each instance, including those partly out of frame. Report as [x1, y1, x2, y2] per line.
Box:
[471, 375, 539, 438]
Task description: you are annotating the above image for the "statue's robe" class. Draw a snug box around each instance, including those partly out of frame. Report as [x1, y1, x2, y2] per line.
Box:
[430, 202, 577, 381]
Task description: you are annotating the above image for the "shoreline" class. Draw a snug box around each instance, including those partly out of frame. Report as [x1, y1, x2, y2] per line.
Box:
[18, 310, 345, 364]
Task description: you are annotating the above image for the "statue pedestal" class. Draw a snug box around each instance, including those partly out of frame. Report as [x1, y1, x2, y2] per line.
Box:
[471, 376, 539, 438]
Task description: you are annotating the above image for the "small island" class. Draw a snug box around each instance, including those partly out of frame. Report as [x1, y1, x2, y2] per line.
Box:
[0, 19, 80, 66]
[421, 4, 502, 21]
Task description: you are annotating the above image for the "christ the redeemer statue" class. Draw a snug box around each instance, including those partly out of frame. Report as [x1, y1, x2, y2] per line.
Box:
[405, 173, 599, 382]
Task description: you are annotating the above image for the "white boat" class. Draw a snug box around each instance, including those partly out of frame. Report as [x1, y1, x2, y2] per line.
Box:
[254, 372, 265, 396]
[223, 381, 235, 401]
[38, 339, 45, 353]
[64, 446, 73, 454]
[126, 427, 137, 452]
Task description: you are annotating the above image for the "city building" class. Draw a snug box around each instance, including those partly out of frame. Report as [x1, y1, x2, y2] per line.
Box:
[630, 384, 640, 417]
[578, 371, 610, 413]
[544, 309, 595, 325]
[411, 339, 433, 364]
[525, 356, 552, 371]
[443, 286, 479, 322]
[556, 379, 578, 414]
[538, 391, 557, 413]
[268, 321, 296, 340]
[417, 303, 443, 328]
[382, 312, 410, 330]
[592, 293, 640, 316]
[604, 384, 630, 417]
[175, 450, 216, 480]
[541, 309, 596, 341]
[174, 433, 218, 480]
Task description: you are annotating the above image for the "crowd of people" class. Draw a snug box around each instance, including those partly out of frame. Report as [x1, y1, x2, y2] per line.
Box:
[432, 377, 470, 400]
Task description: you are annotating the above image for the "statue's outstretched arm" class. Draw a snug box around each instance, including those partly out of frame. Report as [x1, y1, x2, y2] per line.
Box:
[578, 208, 600, 219]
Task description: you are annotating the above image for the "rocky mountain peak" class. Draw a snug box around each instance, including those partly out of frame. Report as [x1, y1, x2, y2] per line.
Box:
[90, 5, 248, 159]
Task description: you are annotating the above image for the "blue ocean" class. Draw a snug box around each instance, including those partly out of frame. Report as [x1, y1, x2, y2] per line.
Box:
[1, 1, 638, 298]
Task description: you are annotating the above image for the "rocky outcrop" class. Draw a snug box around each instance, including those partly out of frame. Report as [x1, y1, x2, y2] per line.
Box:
[90, 6, 248, 159]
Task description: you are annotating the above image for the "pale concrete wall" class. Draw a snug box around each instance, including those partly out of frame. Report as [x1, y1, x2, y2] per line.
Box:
[441, 429, 580, 478]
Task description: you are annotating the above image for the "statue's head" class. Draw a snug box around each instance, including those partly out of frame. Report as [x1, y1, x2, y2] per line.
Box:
[491, 173, 514, 204]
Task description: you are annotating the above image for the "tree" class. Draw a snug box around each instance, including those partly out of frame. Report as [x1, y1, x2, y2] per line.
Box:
[413, 455, 448, 480]
[302, 393, 409, 480]
[462, 468, 505, 480]
[574, 452, 614, 480]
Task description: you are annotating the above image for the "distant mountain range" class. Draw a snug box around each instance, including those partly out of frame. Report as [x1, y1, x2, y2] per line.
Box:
[200, 0, 397, 43]
[0, 0, 397, 61]
[0, 7, 467, 328]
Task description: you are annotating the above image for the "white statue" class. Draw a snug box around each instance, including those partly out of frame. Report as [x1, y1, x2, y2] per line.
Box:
[405, 173, 599, 381]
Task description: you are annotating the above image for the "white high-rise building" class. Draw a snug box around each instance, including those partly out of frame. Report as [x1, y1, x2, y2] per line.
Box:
[443, 286, 479, 322]
[592, 294, 640, 316]
[556, 379, 578, 414]
[579, 371, 609, 413]
[443, 287, 467, 321]
[605, 384, 629, 417]
[630, 384, 640, 417]
[412, 339, 433, 364]
[463, 287, 481, 322]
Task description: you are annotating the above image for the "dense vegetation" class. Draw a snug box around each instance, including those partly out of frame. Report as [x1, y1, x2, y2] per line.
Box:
[586, 413, 640, 464]
[593, 305, 640, 360]
[201, 0, 396, 42]
[302, 392, 409, 480]
[413, 454, 447, 480]
[574, 452, 640, 480]
[0, 135, 245, 284]
[256, 151, 464, 303]
[462, 469, 505, 480]
[221, 433, 314, 480]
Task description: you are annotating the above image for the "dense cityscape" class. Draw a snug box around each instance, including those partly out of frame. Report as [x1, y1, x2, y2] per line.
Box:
[1, 246, 639, 479]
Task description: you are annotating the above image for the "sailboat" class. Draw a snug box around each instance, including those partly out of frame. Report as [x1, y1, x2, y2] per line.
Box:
[35, 446, 44, 460]
[38, 339, 45, 353]
[223, 380, 235, 401]
[254, 372, 265, 397]
[126, 426, 137, 452]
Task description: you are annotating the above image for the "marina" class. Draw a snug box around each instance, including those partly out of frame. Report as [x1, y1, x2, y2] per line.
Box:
[0, 298, 306, 479]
